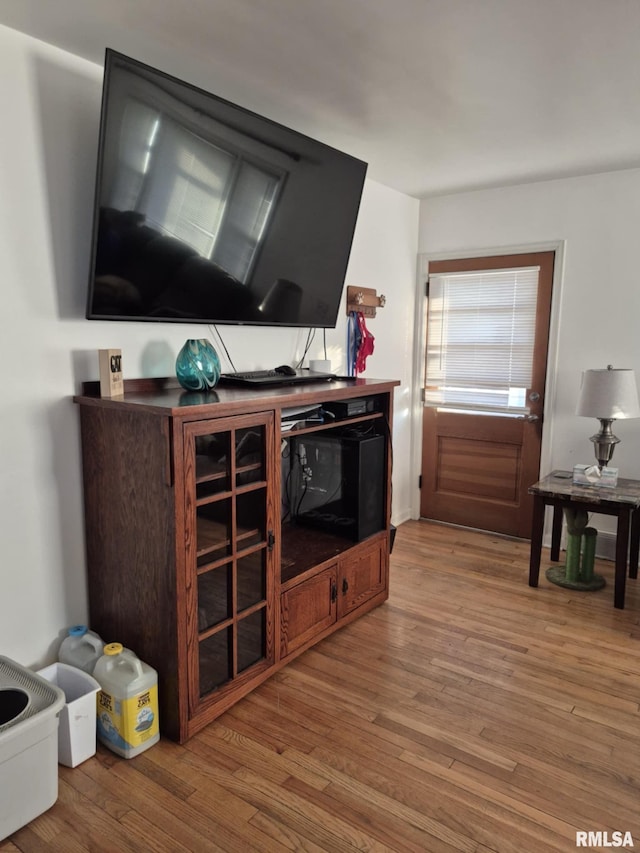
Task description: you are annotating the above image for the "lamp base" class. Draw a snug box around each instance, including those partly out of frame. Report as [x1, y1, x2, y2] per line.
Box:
[589, 418, 620, 469]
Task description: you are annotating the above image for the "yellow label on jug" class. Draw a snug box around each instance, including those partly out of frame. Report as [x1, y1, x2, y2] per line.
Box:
[97, 685, 159, 753]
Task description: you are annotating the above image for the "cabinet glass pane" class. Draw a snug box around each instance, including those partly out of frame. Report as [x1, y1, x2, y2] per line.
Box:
[237, 550, 266, 612]
[195, 433, 231, 497]
[237, 609, 265, 673]
[197, 564, 232, 630]
[236, 426, 264, 487]
[199, 628, 232, 696]
[196, 498, 232, 566]
[197, 477, 230, 501]
[236, 489, 266, 547]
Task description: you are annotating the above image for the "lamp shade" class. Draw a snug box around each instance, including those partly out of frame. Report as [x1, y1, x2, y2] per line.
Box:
[576, 367, 640, 419]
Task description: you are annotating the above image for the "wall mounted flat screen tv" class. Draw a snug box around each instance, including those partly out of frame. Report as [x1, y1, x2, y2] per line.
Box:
[86, 49, 368, 327]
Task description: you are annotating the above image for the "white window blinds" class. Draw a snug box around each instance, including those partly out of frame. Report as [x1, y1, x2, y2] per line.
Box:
[425, 266, 540, 414]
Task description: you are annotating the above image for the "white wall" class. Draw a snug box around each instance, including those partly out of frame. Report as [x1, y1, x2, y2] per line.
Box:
[418, 169, 640, 548]
[0, 25, 418, 667]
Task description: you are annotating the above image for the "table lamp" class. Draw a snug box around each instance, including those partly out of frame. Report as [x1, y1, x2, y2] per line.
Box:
[576, 365, 640, 469]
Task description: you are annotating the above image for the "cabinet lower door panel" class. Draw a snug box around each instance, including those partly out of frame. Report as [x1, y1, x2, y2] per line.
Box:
[280, 567, 337, 657]
[339, 540, 386, 618]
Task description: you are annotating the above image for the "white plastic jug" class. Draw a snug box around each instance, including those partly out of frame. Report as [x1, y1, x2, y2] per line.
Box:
[58, 625, 104, 674]
[93, 643, 159, 758]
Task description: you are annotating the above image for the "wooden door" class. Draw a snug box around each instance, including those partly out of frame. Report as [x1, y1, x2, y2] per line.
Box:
[420, 252, 554, 538]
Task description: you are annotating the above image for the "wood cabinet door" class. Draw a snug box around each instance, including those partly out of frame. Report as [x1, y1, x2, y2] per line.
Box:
[182, 412, 277, 716]
[280, 566, 337, 657]
[338, 539, 386, 618]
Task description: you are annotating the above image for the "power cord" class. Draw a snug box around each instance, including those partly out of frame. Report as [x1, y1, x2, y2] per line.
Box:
[208, 324, 236, 372]
[296, 328, 316, 369]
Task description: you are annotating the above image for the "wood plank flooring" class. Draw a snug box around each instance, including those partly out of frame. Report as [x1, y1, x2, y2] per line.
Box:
[3, 519, 640, 852]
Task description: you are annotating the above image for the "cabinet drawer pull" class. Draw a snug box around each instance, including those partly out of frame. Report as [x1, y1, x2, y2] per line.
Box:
[342, 578, 349, 595]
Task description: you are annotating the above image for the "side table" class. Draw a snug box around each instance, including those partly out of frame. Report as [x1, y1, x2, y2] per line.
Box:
[528, 470, 640, 609]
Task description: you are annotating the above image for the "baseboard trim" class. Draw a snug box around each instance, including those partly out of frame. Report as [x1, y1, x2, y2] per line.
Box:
[593, 531, 617, 562]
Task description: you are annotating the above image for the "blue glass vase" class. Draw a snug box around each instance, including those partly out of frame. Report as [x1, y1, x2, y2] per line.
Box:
[175, 339, 221, 391]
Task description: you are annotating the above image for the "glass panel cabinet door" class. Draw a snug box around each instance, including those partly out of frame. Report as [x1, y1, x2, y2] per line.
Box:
[183, 412, 275, 711]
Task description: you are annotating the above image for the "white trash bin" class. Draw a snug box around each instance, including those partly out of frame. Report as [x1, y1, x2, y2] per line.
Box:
[0, 656, 65, 841]
[37, 662, 100, 768]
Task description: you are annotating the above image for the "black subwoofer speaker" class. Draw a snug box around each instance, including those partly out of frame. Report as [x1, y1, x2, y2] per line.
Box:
[292, 432, 385, 541]
[345, 433, 385, 540]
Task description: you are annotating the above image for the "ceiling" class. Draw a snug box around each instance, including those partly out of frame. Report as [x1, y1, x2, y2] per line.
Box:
[2, 0, 640, 198]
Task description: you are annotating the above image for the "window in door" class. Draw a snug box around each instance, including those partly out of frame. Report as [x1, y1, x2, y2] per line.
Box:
[425, 265, 539, 417]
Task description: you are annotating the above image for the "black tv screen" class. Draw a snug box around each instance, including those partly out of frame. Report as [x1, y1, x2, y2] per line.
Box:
[86, 50, 367, 327]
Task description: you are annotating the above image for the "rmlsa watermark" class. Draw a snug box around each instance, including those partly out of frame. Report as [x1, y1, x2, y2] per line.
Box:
[576, 830, 634, 848]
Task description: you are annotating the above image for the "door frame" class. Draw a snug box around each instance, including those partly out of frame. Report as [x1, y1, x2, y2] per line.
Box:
[409, 240, 566, 522]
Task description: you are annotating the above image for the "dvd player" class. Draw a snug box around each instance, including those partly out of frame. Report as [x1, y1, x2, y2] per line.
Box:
[322, 397, 377, 417]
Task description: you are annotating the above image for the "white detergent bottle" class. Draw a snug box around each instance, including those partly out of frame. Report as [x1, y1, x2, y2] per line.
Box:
[93, 643, 160, 758]
[58, 625, 104, 673]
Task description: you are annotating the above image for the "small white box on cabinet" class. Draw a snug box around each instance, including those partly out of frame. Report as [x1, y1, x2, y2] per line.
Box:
[99, 349, 123, 397]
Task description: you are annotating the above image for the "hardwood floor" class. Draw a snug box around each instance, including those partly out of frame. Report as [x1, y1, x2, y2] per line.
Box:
[4, 519, 640, 852]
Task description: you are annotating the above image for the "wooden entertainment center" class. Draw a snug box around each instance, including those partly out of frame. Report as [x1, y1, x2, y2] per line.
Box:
[74, 375, 399, 742]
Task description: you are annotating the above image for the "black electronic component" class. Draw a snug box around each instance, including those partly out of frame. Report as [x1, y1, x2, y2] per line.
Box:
[86, 50, 367, 329]
[290, 432, 385, 541]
